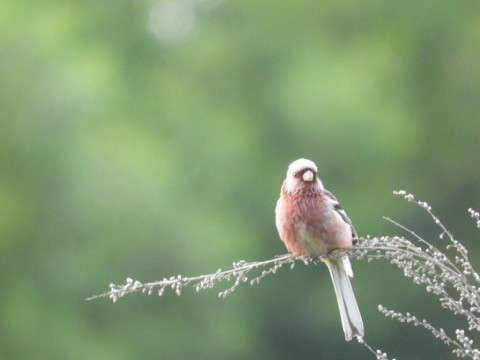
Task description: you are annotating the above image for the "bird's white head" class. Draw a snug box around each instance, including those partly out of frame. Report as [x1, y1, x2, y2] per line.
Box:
[284, 158, 324, 194]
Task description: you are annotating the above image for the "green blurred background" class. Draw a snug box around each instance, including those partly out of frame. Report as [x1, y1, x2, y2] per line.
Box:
[2, 0, 480, 359]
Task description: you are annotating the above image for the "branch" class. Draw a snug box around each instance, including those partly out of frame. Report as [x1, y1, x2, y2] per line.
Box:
[86, 254, 296, 302]
[86, 190, 480, 359]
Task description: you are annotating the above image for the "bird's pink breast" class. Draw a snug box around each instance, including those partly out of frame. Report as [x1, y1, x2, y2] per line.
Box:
[275, 191, 352, 256]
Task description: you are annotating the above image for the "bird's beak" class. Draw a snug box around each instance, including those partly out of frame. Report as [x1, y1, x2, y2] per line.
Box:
[302, 170, 314, 182]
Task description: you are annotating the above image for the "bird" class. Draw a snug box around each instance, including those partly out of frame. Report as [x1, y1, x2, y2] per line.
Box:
[275, 158, 364, 341]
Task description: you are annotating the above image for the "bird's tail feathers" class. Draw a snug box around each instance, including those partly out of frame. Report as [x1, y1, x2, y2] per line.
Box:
[324, 256, 364, 341]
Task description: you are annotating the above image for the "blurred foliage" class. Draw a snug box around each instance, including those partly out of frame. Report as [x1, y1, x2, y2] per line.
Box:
[1, 0, 480, 359]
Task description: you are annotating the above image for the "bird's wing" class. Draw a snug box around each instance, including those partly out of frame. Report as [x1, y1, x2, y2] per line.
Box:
[323, 189, 358, 239]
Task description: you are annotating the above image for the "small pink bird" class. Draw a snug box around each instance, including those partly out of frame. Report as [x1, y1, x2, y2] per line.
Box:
[275, 158, 364, 341]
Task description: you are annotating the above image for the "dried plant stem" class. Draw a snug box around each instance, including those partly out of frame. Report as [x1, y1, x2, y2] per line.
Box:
[87, 190, 480, 359]
[86, 254, 296, 302]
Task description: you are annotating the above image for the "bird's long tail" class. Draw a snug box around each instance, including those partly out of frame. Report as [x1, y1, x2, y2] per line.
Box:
[324, 256, 364, 341]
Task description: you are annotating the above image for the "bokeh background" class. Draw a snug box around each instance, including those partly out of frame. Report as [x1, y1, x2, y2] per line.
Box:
[2, 0, 480, 359]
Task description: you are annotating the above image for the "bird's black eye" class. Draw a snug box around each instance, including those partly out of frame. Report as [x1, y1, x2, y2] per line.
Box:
[292, 172, 297, 177]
